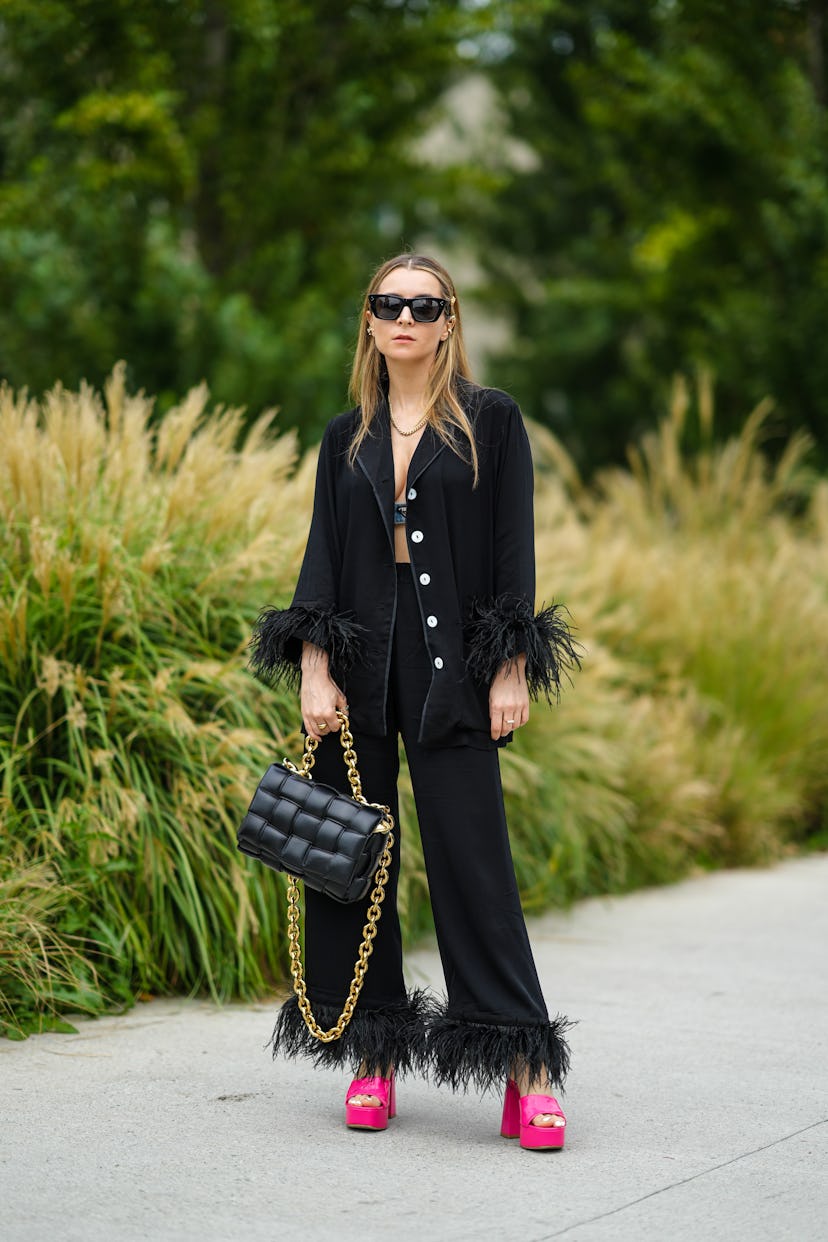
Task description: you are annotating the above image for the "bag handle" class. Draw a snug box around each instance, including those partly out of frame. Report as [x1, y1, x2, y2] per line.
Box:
[294, 708, 381, 808]
[284, 709, 395, 1043]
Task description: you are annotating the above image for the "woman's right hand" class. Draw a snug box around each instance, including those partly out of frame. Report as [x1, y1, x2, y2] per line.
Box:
[300, 642, 348, 741]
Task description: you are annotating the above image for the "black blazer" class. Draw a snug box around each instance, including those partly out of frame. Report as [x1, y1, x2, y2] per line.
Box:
[251, 382, 578, 748]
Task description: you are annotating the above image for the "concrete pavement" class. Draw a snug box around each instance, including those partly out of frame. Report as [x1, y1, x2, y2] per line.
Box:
[2, 853, 827, 1242]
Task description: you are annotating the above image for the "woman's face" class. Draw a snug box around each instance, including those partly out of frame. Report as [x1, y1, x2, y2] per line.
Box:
[367, 266, 452, 367]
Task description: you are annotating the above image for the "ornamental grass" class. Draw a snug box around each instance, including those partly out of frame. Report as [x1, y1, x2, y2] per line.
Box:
[1, 367, 826, 1036]
[0, 366, 306, 1035]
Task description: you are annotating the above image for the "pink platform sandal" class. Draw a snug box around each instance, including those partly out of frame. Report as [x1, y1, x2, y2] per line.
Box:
[345, 1072, 397, 1131]
[501, 1077, 566, 1150]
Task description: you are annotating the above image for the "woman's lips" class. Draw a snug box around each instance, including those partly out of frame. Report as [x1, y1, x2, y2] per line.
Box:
[393, 334, 414, 341]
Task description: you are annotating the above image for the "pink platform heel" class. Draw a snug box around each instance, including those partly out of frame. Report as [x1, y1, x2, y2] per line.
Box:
[501, 1078, 566, 1150]
[345, 1072, 396, 1131]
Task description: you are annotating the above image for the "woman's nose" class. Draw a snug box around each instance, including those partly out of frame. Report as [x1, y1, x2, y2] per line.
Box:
[397, 306, 414, 323]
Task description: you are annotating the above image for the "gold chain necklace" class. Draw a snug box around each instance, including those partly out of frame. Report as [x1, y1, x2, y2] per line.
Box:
[389, 403, 428, 436]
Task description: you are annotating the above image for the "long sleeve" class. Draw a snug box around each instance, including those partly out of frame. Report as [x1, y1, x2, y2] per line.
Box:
[248, 423, 367, 689]
[464, 400, 582, 701]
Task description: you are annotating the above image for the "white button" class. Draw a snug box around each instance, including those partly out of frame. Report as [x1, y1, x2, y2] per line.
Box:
[407, 487, 417, 500]
[427, 615, 438, 628]
[419, 572, 430, 585]
[411, 530, 423, 543]
[434, 657, 443, 669]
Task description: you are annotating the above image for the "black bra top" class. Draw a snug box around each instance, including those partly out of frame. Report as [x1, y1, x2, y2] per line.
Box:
[393, 502, 407, 526]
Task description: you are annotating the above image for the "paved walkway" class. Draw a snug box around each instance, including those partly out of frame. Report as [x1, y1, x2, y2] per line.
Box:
[2, 854, 827, 1242]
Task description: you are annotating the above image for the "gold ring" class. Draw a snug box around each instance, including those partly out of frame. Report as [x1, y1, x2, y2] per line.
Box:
[317, 722, 327, 730]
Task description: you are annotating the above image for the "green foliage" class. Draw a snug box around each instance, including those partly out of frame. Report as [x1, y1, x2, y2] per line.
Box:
[472, 384, 828, 935]
[0, 861, 101, 1038]
[0, 0, 480, 438]
[2, 369, 827, 1035]
[480, 0, 828, 470]
[3, 2, 828, 472]
[0, 365, 308, 1035]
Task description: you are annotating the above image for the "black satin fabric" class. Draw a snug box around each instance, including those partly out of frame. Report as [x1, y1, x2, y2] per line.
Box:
[303, 563, 549, 1028]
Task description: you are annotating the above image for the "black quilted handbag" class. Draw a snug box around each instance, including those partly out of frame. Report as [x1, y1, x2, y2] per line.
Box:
[237, 710, 395, 1041]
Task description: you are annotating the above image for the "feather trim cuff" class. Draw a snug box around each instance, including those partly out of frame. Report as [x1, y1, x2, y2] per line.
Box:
[248, 603, 367, 689]
[427, 1010, 573, 1094]
[465, 595, 582, 701]
[269, 989, 430, 1078]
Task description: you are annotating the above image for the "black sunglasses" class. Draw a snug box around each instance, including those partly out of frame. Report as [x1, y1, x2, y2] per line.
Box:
[368, 293, 450, 323]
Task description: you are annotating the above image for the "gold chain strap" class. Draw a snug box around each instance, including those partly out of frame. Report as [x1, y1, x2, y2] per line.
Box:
[284, 710, 395, 1042]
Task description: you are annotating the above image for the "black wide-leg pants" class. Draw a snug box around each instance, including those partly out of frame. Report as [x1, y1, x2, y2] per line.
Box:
[271, 565, 572, 1092]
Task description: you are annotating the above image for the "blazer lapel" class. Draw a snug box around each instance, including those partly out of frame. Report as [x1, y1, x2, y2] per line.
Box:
[407, 422, 447, 490]
[356, 401, 395, 551]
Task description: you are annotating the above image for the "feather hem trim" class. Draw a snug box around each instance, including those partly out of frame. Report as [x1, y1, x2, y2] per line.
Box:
[268, 989, 430, 1078]
[248, 603, 367, 689]
[426, 1011, 574, 1094]
[465, 594, 583, 702]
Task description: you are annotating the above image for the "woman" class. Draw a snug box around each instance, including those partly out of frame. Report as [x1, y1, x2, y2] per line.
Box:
[251, 254, 579, 1150]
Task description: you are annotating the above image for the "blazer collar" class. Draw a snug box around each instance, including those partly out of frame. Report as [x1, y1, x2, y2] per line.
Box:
[356, 399, 447, 546]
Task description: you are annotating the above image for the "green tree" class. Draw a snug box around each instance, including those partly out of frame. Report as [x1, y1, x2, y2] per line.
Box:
[0, 0, 481, 439]
[478, 0, 828, 470]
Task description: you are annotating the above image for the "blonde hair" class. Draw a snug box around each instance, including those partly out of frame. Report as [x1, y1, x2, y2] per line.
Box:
[347, 253, 480, 485]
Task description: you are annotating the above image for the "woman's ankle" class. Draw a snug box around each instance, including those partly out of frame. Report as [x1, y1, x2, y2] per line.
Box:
[510, 1066, 554, 1097]
[356, 1062, 394, 1079]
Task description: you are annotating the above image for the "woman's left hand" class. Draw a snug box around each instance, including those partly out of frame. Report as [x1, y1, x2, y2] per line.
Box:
[489, 654, 530, 740]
